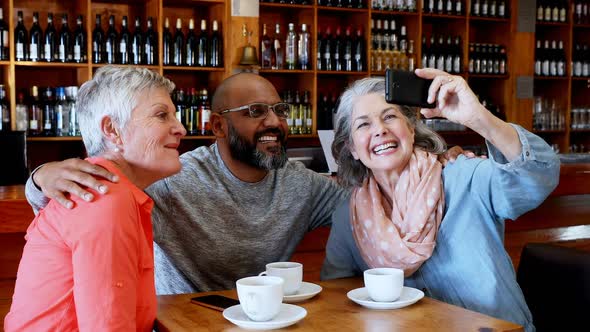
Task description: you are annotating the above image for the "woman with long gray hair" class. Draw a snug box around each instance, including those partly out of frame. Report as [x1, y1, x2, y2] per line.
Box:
[5, 66, 186, 331]
[321, 68, 559, 332]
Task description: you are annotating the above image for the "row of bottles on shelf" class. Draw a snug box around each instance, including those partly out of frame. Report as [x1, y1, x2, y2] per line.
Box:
[533, 96, 566, 131]
[536, 0, 568, 23]
[422, 95, 502, 132]
[534, 40, 566, 77]
[172, 88, 212, 136]
[421, 35, 462, 74]
[371, 19, 406, 52]
[7, 86, 80, 137]
[317, 0, 366, 7]
[14, 11, 87, 63]
[572, 44, 590, 77]
[574, 0, 590, 24]
[318, 26, 366, 71]
[468, 43, 507, 75]
[470, 0, 509, 17]
[162, 18, 222, 67]
[281, 90, 313, 135]
[422, 0, 463, 15]
[260, 23, 312, 70]
[372, 0, 417, 11]
[571, 105, 590, 130]
[93, 15, 157, 65]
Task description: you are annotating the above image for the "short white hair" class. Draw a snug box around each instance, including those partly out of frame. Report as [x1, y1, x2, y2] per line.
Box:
[77, 65, 175, 156]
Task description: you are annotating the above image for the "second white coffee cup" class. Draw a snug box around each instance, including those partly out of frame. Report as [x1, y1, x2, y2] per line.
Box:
[259, 262, 303, 296]
[363, 267, 404, 302]
[236, 276, 284, 322]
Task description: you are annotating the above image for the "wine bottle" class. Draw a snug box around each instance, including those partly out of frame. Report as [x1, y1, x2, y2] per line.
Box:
[92, 14, 104, 63]
[197, 19, 209, 67]
[185, 19, 196, 66]
[163, 18, 172, 66]
[210, 20, 222, 67]
[145, 17, 157, 65]
[119, 16, 130, 64]
[173, 18, 184, 66]
[261, 23, 272, 69]
[44, 13, 57, 62]
[15, 11, 28, 61]
[131, 17, 143, 65]
[28, 86, 42, 136]
[58, 14, 72, 62]
[0, 9, 8, 60]
[105, 15, 118, 64]
[73, 15, 86, 63]
[29, 12, 43, 62]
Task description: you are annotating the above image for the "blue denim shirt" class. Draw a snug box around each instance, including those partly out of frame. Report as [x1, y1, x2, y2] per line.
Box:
[321, 125, 560, 332]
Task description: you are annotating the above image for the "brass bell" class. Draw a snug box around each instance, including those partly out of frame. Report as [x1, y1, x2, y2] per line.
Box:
[239, 24, 259, 66]
[240, 45, 259, 65]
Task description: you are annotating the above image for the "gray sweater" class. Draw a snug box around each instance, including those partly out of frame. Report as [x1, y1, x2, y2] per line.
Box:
[26, 144, 348, 294]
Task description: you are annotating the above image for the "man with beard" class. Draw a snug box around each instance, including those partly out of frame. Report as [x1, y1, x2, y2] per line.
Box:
[24, 73, 349, 293]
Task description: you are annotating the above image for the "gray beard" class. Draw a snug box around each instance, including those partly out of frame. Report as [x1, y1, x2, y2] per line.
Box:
[227, 122, 288, 170]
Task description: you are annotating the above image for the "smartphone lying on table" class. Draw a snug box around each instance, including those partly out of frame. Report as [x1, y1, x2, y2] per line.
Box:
[385, 69, 436, 109]
[190, 294, 240, 312]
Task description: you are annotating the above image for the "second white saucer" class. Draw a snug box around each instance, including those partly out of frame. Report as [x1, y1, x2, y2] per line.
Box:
[283, 282, 323, 303]
[223, 303, 307, 330]
[347, 286, 424, 310]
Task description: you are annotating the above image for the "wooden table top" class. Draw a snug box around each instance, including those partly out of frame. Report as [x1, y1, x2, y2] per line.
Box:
[156, 277, 523, 332]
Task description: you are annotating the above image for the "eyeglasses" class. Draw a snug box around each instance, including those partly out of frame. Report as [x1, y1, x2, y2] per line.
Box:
[220, 102, 291, 119]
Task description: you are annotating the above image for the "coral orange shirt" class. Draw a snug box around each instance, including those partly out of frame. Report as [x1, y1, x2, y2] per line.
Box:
[4, 157, 156, 332]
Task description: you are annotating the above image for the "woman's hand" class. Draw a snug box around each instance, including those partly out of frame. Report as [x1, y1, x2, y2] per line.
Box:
[415, 68, 522, 161]
[415, 68, 486, 128]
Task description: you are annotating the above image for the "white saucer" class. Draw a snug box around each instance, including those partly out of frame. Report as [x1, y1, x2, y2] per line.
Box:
[347, 286, 424, 310]
[223, 303, 307, 330]
[283, 282, 323, 303]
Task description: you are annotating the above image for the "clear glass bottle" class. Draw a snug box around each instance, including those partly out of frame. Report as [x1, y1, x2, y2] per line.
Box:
[15, 92, 28, 132]
[55, 87, 70, 136]
[28, 86, 42, 136]
[285, 23, 297, 70]
[66, 86, 79, 136]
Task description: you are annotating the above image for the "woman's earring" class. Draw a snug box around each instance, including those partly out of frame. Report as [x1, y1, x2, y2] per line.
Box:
[114, 146, 121, 153]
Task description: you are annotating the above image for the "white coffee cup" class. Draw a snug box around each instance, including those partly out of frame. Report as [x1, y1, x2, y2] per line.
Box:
[259, 262, 303, 296]
[363, 267, 404, 302]
[236, 276, 284, 322]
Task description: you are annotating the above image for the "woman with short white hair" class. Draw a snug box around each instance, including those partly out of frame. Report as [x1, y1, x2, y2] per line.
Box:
[5, 65, 186, 331]
[321, 68, 560, 332]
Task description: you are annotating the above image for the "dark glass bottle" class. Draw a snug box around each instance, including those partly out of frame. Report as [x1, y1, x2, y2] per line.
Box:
[119, 16, 131, 64]
[0, 85, 8, 132]
[200, 89, 211, 135]
[323, 26, 333, 71]
[145, 17, 157, 65]
[0, 8, 8, 60]
[58, 14, 72, 62]
[44, 13, 57, 62]
[92, 14, 104, 63]
[210, 20, 222, 67]
[354, 27, 364, 72]
[29, 12, 43, 62]
[173, 18, 184, 66]
[42, 87, 55, 137]
[188, 88, 199, 135]
[333, 26, 343, 71]
[131, 17, 143, 65]
[197, 19, 209, 67]
[343, 27, 353, 71]
[15, 11, 28, 61]
[73, 15, 86, 63]
[185, 19, 196, 66]
[163, 18, 173, 66]
[105, 15, 118, 64]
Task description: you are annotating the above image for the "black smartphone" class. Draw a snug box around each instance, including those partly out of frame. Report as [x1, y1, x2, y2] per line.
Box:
[190, 295, 240, 312]
[385, 69, 436, 109]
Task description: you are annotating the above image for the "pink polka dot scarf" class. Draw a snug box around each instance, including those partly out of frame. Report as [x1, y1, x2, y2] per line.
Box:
[350, 148, 445, 277]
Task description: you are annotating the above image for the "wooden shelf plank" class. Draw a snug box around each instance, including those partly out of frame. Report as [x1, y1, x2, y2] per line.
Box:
[260, 3, 314, 10]
[317, 6, 368, 13]
[15, 61, 88, 68]
[162, 66, 225, 72]
[259, 69, 314, 74]
[422, 13, 467, 20]
[317, 70, 368, 75]
[91, 64, 160, 70]
[468, 16, 510, 23]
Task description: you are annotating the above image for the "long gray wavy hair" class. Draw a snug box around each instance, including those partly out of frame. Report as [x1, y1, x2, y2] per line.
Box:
[332, 77, 447, 188]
